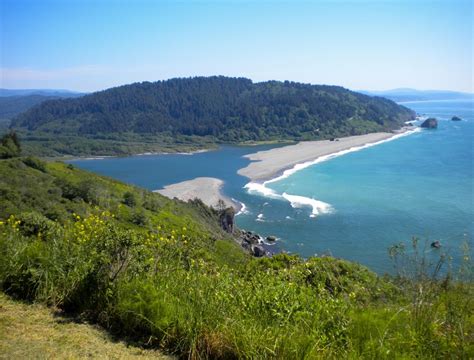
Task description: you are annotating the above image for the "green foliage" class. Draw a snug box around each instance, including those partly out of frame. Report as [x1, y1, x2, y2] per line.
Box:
[0, 131, 21, 159]
[22, 156, 47, 172]
[11, 77, 415, 156]
[130, 209, 148, 226]
[123, 191, 137, 207]
[0, 157, 472, 359]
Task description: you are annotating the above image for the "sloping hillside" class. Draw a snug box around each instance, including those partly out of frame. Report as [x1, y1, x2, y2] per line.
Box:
[0, 156, 472, 359]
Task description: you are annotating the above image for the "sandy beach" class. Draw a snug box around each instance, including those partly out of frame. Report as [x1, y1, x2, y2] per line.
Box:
[238, 131, 408, 182]
[155, 177, 236, 209]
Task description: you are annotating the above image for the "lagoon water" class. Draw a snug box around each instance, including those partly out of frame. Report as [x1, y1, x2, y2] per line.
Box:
[71, 99, 473, 274]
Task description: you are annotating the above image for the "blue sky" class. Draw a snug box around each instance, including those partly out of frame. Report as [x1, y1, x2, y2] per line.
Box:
[1, 0, 472, 92]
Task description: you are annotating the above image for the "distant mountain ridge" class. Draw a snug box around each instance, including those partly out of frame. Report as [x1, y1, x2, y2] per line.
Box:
[0, 89, 85, 121]
[0, 88, 85, 97]
[10, 76, 415, 156]
[360, 88, 473, 102]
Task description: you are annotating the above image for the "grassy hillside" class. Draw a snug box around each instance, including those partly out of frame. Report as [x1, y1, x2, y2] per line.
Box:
[0, 157, 472, 358]
[10, 77, 415, 156]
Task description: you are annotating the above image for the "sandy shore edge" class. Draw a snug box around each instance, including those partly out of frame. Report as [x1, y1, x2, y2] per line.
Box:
[154, 177, 237, 209]
[238, 130, 413, 182]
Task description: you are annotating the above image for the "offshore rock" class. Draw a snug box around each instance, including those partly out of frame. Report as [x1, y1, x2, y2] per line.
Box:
[420, 118, 438, 129]
[431, 240, 441, 249]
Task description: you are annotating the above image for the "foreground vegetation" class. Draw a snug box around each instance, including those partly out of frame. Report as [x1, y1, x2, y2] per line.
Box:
[0, 157, 472, 359]
[10, 76, 415, 156]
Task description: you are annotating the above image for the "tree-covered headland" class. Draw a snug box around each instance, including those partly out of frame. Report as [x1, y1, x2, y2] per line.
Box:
[10, 77, 415, 156]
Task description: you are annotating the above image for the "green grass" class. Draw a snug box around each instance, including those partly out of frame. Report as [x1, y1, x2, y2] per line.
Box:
[0, 157, 473, 359]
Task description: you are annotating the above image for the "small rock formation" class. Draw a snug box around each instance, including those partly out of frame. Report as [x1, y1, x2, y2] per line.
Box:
[451, 116, 462, 121]
[241, 230, 260, 245]
[251, 244, 266, 257]
[238, 230, 271, 257]
[220, 207, 235, 233]
[266, 235, 277, 242]
[420, 118, 438, 129]
[431, 240, 441, 249]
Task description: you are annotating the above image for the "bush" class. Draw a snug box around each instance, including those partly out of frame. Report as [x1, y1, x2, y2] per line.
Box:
[22, 157, 47, 172]
[130, 209, 148, 226]
[123, 191, 137, 207]
[17, 212, 60, 238]
[0, 132, 21, 159]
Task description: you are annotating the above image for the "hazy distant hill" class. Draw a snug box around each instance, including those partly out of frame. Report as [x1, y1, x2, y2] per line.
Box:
[360, 88, 473, 103]
[0, 89, 85, 122]
[10, 77, 415, 156]
[0, 88, 84, 98]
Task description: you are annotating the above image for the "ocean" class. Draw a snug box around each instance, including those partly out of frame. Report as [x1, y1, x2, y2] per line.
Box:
[70, 99, 473, 274]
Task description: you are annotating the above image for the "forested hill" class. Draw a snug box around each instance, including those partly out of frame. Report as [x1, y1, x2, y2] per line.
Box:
[11, 77, 415, 156]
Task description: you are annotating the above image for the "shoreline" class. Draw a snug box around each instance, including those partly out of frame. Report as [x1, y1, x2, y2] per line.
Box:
[239, 127, 420, 219]
[238, 128, 418, 184]
[62, 148, 214, 162]
[154, 177, 239, 210]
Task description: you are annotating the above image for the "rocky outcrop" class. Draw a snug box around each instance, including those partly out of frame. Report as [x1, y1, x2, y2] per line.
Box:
[251, 244, 266, 257]
[420, 118, 438, 129]
[238, 230, 274, 257]
[220, 207, 235, 233]
[451, 116, 462, 121]
[240, 230, 261, 245]
[266, 236, 277, 242]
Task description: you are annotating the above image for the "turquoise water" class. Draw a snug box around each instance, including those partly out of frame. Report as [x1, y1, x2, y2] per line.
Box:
[70, 99, 473, 274]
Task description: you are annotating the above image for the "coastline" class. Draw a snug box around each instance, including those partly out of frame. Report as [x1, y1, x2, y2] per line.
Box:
[238, 127, 420, 218]
[60, 148, 215, 162]
[238, 128, 418, 183]
[154, 177, 238, 210]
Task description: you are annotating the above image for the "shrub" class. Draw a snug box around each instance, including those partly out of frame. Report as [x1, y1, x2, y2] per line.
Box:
[22, 157, 47, 172]
[123, 191, 137, 207]
[17, 212, 60, 238]
[0, 132, 21, 159]
[130, 209, 148, 226]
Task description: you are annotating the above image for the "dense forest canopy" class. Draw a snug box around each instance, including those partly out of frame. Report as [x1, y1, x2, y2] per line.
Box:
[12, 77, 415, 144]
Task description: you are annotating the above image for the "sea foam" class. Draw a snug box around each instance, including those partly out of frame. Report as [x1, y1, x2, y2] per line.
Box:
[244, 182, 282, 199]
[234, 199, 249, 216]
[282, 192, 334, 217]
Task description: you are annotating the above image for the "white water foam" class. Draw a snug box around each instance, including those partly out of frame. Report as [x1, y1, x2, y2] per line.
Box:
[244, 182, 282, 199]
[282, 192, 334, 217]
[256, 213, 265, 222]
[234, 199, 249, 216]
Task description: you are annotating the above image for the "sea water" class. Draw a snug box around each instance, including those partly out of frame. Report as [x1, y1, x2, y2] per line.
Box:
[70, 99, 473, 274]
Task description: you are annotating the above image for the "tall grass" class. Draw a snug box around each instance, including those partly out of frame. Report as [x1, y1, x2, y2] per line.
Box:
[1, 211, 472, 359]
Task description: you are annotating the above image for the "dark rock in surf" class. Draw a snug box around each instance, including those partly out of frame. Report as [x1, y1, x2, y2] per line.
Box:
[431, 240, 441, 249]
[420, 118, 438, 129]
